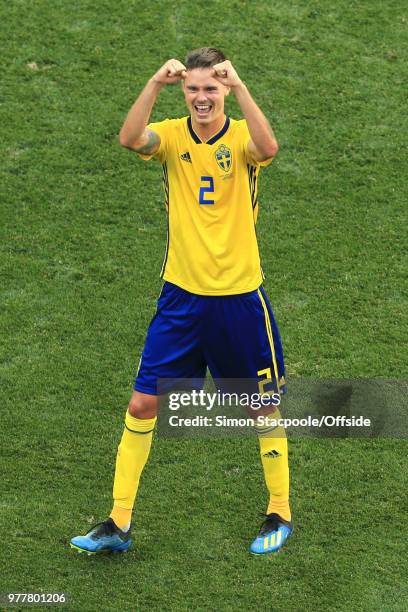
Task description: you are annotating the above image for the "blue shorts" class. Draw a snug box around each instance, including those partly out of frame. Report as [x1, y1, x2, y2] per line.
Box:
[134, 282, 285, 395]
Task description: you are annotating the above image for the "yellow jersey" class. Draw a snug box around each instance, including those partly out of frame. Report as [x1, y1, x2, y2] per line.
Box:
[138, 115, 272, 295]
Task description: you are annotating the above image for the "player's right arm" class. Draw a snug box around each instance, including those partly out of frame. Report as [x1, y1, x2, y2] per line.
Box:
[119, 59, 187, 154]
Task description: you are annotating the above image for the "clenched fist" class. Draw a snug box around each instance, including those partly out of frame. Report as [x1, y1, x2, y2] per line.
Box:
[211, 60, 242, 88]
[152, 59, 187, 85]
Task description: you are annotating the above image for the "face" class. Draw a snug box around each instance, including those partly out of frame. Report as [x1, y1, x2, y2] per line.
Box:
[183, 68, 229, 126]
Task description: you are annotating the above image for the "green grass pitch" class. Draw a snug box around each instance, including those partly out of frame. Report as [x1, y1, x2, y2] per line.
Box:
[1, 0, 407, 610]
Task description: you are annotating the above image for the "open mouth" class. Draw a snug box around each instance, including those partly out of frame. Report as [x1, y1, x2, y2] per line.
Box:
[194, 104, 212, 117]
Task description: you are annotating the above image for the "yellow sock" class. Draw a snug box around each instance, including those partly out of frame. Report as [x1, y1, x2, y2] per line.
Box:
[256, 410, 291, 522]
[110, 412, 156, 529]
[110, 505, 132, 530]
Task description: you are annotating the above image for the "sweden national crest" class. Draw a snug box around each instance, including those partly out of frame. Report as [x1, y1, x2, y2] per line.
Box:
[215, 144, 232, 172]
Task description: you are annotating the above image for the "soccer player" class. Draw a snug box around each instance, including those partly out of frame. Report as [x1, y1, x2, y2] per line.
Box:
[70, 48, 292, 555]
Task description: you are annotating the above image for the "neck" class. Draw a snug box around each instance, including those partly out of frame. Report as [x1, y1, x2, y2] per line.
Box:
[191, 114, 226, 142]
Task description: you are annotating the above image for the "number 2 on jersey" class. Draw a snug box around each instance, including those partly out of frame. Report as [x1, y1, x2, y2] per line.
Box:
[199, 176, 215, 205]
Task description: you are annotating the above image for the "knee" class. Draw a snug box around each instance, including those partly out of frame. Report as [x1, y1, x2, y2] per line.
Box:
[127, 391, 158, 419]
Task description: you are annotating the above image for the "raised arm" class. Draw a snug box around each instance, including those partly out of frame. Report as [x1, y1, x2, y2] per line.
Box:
[119, 59, 187, 154]
[212, 60, 279, 162]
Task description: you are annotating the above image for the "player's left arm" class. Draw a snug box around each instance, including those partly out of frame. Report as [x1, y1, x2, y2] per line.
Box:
[212, 60, 279, 163]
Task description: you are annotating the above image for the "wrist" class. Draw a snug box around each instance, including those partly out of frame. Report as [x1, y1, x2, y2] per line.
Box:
[231, 80, 246, 93]
[149, 76, 164, 89]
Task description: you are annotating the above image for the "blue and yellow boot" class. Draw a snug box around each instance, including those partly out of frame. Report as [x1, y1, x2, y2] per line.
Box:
[70, 518, 132, 555]
[250, 513, 293, 554]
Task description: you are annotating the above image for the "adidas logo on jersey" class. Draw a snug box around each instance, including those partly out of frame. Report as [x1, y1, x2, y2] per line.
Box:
[180, 151, 192, 163]
[263, 449, 282, 458]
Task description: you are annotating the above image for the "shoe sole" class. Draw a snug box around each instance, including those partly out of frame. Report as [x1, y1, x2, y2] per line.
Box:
[70, 541, 131, 555]
[250, 549, 282, 556]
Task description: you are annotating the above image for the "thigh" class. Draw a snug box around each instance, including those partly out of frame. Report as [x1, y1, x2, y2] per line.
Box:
[204, 286, 286, 393]
[134, 283, 207, 395]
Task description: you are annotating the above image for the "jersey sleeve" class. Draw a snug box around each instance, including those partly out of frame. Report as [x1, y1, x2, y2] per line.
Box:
[236, 120, 274, 168]
[137, 119, 172, 163]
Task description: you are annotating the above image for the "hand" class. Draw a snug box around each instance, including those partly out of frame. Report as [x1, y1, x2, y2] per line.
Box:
[212, 60, 243, 88]
[152, 59, 187, 85]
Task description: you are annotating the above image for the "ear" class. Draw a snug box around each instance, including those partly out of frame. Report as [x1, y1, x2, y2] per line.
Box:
[224, 86, 231, 96]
